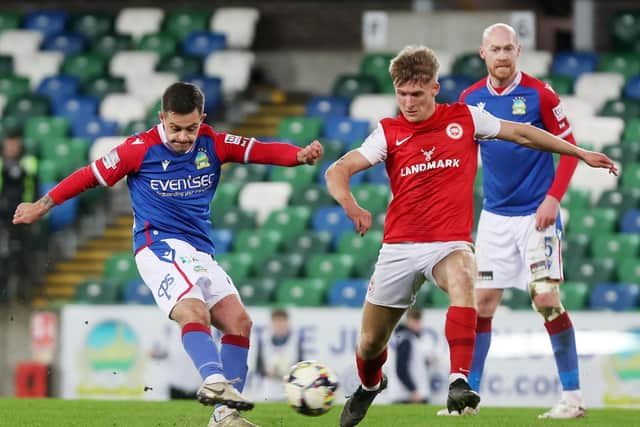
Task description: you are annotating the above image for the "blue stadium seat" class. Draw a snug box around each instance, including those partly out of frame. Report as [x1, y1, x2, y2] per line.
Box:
[183, 75, 223, 114]
[39, 182, 77, 232]
[438, 75, 475, 103]
[305, 96, 350, 119]
[23, 10, 69, 38]
[182, 31, 226, 57]
[123, 278, 155, 305]
[36, 75, 80, 104]
[70, 116, 118, 141]
[52, 96, 100, 123]
[624, 76, 640, 101]
[317, 160, 366, 186]
[311, 206, 355, 247]
[211, 228, 233, 255]
[589, 283, 640, 311]
[328, 279, 368, 307]
[621, 209, 640, 234]
[550, 51, 599, 80]
[322, 116, 370, 145]
[41, 32, 86, 56]
[364, 162, 389, 184]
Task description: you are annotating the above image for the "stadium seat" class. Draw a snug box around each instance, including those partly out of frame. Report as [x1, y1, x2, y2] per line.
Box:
[570, 116, 625, 151]
[317, 139, 345, 162]
[518, 49, 552, 77]
[71, 116, 119, 142]
[0, 54, 12, 75]
[623, 118, 640, 143]
[600, 99, 640, 122]
[5, 95, 50, 121]
[215, 252, 253, 282]
[237, 277, 276, 306]
[573, 72, 625, 111]
[269, 163, 318, 193]
[211, 181, 241, 213]
[233, 229, 283, 265]
[351, 184, 390, 214]
[13, 52, 64, 90]
[550, 51, 598, 80]
[23, 10, 68, 38]
[328, 279, 368, 307]
[277, 117, 323, 145]
[336, 230, 383, 264]
[540, 75, 574, 95]
[275, 278, 327, 307]
[332, 74, 378, 98]
[36, 75, 80, 104]
[564, 257, 616, 285]
[156, 53, 203, 79]
[136, 32, 179, 59]
[621, 163, 640, 190]
[0, 11, 20, 32]
[89, 136, 122, 162]
[183, 74, 223, 114]
[451, 52, 486, 80]
[255, 253, 305, 281]
[359, 52, 395, 94]
[103, 252, 140, 287]
[559, 281, 589, 310]
[569, 162, 620, 204]
[311, 206, 355, 247]
[620, 209, 640, 234]
[182, 31, 226, 58]
[52, 96, 99, 123]
[163, 10, 209, 41]
[323, 116, 370, 145]
[289, 184, 336, 210]
[563, 188, 591, 213]
[74, 279, 119, 304]
[598, 52, 640, 80]
[24, 116, 70, 146]
[589, 283, 640, 311]
[81, 75, 126, 99]
[437, 75, 475, 103]
[624, 76, 640, 101]
[210, 7, 260, 49]
[222, 162, 270, 183]
[68, 12, 114, 42]
[262, 206, 312, 241]
[305, 253, 355, 284]
[0, 29, 43, 56]
[596, 189, 640, 216]
[123, 278, 154, 305]
[91, 33, 134, 58]
[428, 285, 450, 308]
[591, 234, 640, 260]
[61, 53, 106, 83]
[283, 230, 332, 257]
[238, 182, 292, 225]
[558, 96, 595, 121]
[350, 94, 397, 130]
[42, 32, 86, 56]
[116, 7, 164, 41]
[617, 257, 640, 284]
[110, 51, 159, 79]
[204, 50, 255, 96]
[211, 209, 256, 232]
[501, 288, 531, 310]
[211, 228, 233, 255]
[609, 10, 640, 52]
[305, 96, 350, 119]
[39, 137, 87, 178]
[364, 162, 389, 185]
[568, 208, 618, 236]
[100, 94, 147, 127]
[124, 72, 178, 110]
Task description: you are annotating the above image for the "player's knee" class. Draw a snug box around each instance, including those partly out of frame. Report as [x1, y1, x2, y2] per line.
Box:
[358, 332, 385, 358]
[528, 280, 565, 321]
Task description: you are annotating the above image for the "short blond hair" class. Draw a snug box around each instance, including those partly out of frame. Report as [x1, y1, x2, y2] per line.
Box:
[389, 45, 439, 86]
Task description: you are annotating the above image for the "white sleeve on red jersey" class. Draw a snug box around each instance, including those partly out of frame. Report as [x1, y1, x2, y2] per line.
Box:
[467, 105, 501, 139]
[356, 123, 387, 165]
[91, 136, 147, 186]
[539, 84, 573, 139]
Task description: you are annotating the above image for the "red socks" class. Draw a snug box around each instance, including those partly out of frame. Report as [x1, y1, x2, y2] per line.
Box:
[446, 306, 477, 376]
[356, 347, 388, 387]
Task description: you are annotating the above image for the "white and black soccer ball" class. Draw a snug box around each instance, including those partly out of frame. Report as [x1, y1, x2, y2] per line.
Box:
[284, 360, 339, 416]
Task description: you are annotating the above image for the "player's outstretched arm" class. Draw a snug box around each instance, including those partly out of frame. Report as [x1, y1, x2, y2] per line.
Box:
[325, 150, 373, 236]
[13, 194, 55, 225]
[296, 140, 324, 165]
[496, 120, 618, 175]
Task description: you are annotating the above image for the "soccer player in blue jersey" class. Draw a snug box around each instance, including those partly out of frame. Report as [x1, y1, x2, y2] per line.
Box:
[13, 82, 323, 427]
[455, 23, 585, 418]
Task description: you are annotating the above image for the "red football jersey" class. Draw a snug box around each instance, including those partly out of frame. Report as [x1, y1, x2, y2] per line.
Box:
[358, 103, 500, 243]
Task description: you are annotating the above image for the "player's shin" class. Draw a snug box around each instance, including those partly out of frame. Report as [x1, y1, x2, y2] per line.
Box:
[182, 323, 225, 379]
[468, 316, 492, 392]
[445, 306, 477, 382]
[221, 335, 250, 392]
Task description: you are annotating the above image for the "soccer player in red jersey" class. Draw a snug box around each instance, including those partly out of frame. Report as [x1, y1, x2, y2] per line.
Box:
[13, 82, 323, 427]
[325, 45, 616, 426]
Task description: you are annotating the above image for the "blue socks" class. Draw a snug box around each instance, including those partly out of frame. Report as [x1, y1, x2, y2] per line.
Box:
[545, 311, 580, 390]
[181, 323, 224, 379]
[468, 316, 492, 392]
[221, 335, 250, 392]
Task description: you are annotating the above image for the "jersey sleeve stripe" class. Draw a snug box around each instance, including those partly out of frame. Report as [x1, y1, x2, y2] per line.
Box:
[243, 137, 256, 163]
[555, 127, 573, 140]
[91, 161, 108, 187]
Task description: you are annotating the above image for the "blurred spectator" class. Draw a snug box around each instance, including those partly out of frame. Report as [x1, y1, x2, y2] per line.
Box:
[255, 309, 304, 401]
[0, 131, 37, 303]
[393, 308, 434, 404]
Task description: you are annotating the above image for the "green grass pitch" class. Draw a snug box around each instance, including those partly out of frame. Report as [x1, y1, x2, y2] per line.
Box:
[0, 399, 635, 426]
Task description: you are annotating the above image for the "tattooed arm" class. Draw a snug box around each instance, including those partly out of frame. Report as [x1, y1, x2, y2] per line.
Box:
[13, 194, 57, 225]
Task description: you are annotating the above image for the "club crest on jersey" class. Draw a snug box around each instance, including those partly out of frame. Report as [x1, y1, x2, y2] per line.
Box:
[421, 146, 436, 161]
[512, 97, 527, 115]
[195, 152, 210, 170]
[446, 123, 463, 139]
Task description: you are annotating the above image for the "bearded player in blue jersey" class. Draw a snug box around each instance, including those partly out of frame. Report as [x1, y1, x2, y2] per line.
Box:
[451, 23, 585, 419]
[14, 82, 323, 427]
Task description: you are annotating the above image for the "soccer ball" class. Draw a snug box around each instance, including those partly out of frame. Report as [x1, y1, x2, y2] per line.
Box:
[284, 360, 339, 416]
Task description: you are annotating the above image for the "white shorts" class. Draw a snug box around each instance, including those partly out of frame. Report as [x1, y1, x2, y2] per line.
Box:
[367, 241, 474, 309]
[475, 210, 563, 291]
[135, 238, 239, 317]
